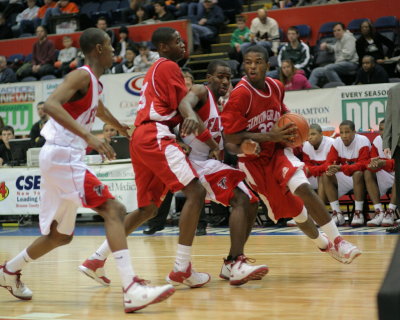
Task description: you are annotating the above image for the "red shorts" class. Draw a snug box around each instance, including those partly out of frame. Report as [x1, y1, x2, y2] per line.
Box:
[83, 170, 114, 208]
[238, 148, 304, 221]
[131, 123, 198, 208]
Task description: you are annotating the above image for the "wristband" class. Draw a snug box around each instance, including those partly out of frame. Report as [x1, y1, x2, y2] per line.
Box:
[196, 129, 212, 142]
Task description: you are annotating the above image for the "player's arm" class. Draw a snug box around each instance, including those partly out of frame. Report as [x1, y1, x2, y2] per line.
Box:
[44, 70, 115, 159]
[341, 145, 370, 176]
[96, 99, 132, 137]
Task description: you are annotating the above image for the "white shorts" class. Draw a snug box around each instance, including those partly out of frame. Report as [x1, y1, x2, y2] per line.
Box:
[376, 170, 394, 196]
[336, 172, 354, 197]
[308, 176, 318, 190]
[39, 144, 93, 236]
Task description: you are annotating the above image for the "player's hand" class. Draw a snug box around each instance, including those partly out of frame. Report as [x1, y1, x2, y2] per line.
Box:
[269, 123, 297, 144]
[326, 164, 341, 176]
[240, 139, 260, 155]
[177, 141, 192, 155]
[180, 116, 199, 137]
[384, 148, 391, 159]
[209, 148, 221, 161]
[86, 134, 116, 161]
[368, 157, 386, 169]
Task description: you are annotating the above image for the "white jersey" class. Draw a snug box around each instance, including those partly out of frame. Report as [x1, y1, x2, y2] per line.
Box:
[303, 136, 334, 162]
[372, 135, 386, 158]
[41, 66, 102, 150]
[182, 87, 223, 161]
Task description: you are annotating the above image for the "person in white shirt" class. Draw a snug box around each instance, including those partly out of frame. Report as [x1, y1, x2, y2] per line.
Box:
[16, 0, 39, 34]
[54, 35, 77, 77]
[133, 42, 159, 72]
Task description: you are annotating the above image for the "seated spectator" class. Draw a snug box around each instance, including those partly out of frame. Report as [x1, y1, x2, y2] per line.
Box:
[0, 13, 13, 40]
[191, 0, 224, 53]
[114, 26, 138, 64]
[15, 0, 39, 35]
[16, 26, 55, 80]
[0, 125, 15, 166]
[309, 23, 358, 87]
[36, 0, 57, 26]
[356, 20, 394, 65]
[279, 59, 312, 91]
[41, 0, 79, 28]
[54, 35, 77, 77]
[241, 9, 280, 56]
[29, 101, 48, 147]
[355, 55, 389, 85]
[96, 17, 115, 46]
[182, 68, 194, 90]
[134, 42, 159, 72]
[228, 15, 250, 64]
[365, 119, 396, 227]
[0, 55, 17, 83]
[131, 5, 151, 24]
[153, 1, 175, 22]
[112, 48, 136, 73]
[322, 120, 371, 227]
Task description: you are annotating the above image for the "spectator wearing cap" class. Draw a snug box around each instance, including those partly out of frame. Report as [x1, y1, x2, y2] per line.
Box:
[41, 0, 79, 28]
[154, 1, 175, 22]
[134, 42, 159, 72]
[355, 55, 389, 85]
[114, 26, 138, 63]
[0, 55, 17, 84]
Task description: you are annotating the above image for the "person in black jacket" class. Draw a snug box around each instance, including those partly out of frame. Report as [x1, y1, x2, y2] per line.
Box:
[356, 20, 394, 65]
[0, 125, 15, 166]
[113, 26, 138, 64]
[0, 55, 17, 83]
[29, 101, 48, 147]
[355, 55, 389, 85]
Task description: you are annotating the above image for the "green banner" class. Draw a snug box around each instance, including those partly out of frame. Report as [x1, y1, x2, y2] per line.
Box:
[0, 103, 34, 134]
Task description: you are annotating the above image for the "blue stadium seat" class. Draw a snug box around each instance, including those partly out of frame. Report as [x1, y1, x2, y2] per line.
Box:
[295, 24, 311, 40]
[40, 75, 57, 81]
[7, 54, 25, 65]
[347, 18, 368, 34]
[21, 76, 37, 82]
[374, 16, 399, 42]
[118, 0, 129, 9]
[318, 21, 340, 40]
[24, 53, 33, 63]
[80, 2, 101, 19]
[92, 1, 120, 23]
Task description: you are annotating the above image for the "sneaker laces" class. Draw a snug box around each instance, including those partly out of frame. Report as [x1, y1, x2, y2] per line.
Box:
[354, 211, 361, 218]
[235, 255, 256, 267]
[2, 264, 24, 289]
[384, 210, 393, 219]
[133, 276, 150, 286]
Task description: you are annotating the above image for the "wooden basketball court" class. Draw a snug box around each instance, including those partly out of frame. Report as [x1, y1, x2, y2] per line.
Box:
[0, 226, 397, 320]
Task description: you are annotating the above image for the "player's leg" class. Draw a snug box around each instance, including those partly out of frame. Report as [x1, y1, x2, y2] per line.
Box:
[377, 171, 396, 227]
[321, 173, 346, 225]
[365, 170, 385, 226]
[351, 171, 366, 226]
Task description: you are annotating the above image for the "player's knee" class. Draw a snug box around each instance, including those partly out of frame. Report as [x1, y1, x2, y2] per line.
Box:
[231, 188, 249, 207]
[108, 201, 126, 222]
[185, 179, 206, 201]
[139, 204, 158, 219]
[364, 170, 374, 181]
[293, 182, 314, 198]
[353, 171, 364, 183]
[48, 232, 73, 247]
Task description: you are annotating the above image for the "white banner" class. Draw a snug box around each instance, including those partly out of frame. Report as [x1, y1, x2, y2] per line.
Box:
[0, 163, 137, 215]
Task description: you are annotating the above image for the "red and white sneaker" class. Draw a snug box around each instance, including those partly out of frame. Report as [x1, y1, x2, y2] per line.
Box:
[123, 276, 175, 313]
[382, 209, 395, 227]
[78, 258, 110, 286]
[286, 219, 297, 227]
[219, 258, 232, 280]
[229, 255, 268, 286]
[0, 264, 32, 300]
[367, 209, 384, 227]
[327, 237, 362, 264]
[332, 211, 345, 226]
[166, 263, 210, 288]
[351, 210, 364, 227]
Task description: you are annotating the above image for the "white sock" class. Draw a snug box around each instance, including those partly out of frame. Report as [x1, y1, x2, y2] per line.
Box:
[373, 203, 383, 212]
[174, 244, 191, 272]
[6, 249, 33, 272]
[320, 220, 341, 243]
[113, 249, 135, 289]
[355, 201, 364, 211]
[330, 201, 341, 213]
[312, 233, 329, 250]
[389, 203, 397, 211]
[91, 240, 111, 261]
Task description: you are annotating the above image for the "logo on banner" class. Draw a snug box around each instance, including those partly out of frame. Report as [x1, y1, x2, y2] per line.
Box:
[0, 181, 10, 201]
[125, 74, 145, 96]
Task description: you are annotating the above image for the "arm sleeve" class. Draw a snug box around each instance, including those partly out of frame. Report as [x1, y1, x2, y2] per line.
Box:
[340, 35, 357, 61]
[325, 145, 339, 166]
[221, 87, 251, 134]
[303, 153, 328, 177]
[341, 145, 370, 176]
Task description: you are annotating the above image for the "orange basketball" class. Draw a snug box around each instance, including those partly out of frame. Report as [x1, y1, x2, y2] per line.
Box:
[276, 113, 309, 147]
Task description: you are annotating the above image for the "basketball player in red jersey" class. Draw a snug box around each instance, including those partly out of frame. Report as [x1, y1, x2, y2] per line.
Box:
[221, 45, 361, 264]
[79, 27, 211, 288]
[0, 28, 175, 313]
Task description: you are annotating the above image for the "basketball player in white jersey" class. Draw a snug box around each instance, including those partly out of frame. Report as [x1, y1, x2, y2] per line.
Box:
[0, 28, 174, 313]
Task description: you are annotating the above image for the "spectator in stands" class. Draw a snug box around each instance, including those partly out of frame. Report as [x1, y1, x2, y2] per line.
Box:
[15, 0, 39, 35]
[241, 9, 280, 56]
[41, 0, 79, 28]
[88, 124, 118, 155]
[279, 59, 312, 91]
[0, 13, 13, 40]
[36, 0, 57, 26]
[53, 35, 77, 77]
[228, 15, 250, 64]
[309, 23, 358, 87]
[322, 120, 370, 227]
[96, 17, 115, 46]
[114, 26, 138, 64]
[0, 116, 5, 140]
[356, 20, 394, 66]
[0, 55, 17, 83]
[1, 0, 24, 21]
[0, 125, 15, 166]
[355, 55, 389, 85]
[29, 101, 48, 148]
[153, 1, 175, 22]
[133, 42, 159, 72]
[365, 119, 396, 227]
[191, 0, 224, 53]
[112, 48, 136, 74]
[131, 5, 150, 24]
[182, 69, 194, 90]
[16, 26, 55, 80]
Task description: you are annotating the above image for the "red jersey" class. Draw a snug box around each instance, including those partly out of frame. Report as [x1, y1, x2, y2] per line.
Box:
[326, 134, 371, 176]
[134, 58, 187, 130]
[302, 136, 334, 177]
[221, 77, 289, 159]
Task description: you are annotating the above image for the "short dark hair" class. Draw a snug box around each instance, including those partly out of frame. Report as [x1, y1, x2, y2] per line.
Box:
[236, 15, 246, 23]
[287, 26, 299, 34]
[244, 45, 269, 62]
[380, 119, 385, 125]
[151, 27, 177, 48]
[340, 120, 355, 131]
[362, 55, 375, 63]
[310, 123, 322, 133]
[119, 26, 129, 35]
[207, 60, 231, 75]
[1, 125, 14, 135]
[37, 101, 45, 107]
[80, 28, 108, 55]
[333, 22, 346, 30]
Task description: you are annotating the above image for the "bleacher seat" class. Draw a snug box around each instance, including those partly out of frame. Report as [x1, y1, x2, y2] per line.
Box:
[374, 16, 399, 42]
[80, 2, 101, 23]
[40, 75, 57, 81]
[7, 54, 25, 71]
[295, 24, 311, 42]
[20, 76, 37, 82]
[317, 21, 340, 42]
[24, 53, 33, 63]
[347, 18, 368, 34]
[92, 1, 120, 24]
[323, 81, 345, 88]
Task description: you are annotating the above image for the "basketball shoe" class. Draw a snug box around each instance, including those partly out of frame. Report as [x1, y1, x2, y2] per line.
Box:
[286, 219, 297, 227]
[381, 209, 395, 227]
[367, 209, 384, 227]
[351, 210, 364, 227]
[78, 258, 110, 286]
[229, 255, 269, 286]
[219, 258, 232, 280]
[332, 211, 345, 226]
[123, 276, 175, 313]
[0, 264, 32, 300]
[166, 263, 210, 288]
[326, 237, 361, 264]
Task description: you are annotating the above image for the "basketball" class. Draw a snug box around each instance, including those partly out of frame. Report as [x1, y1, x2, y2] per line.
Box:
[276, 113, 309, 147]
